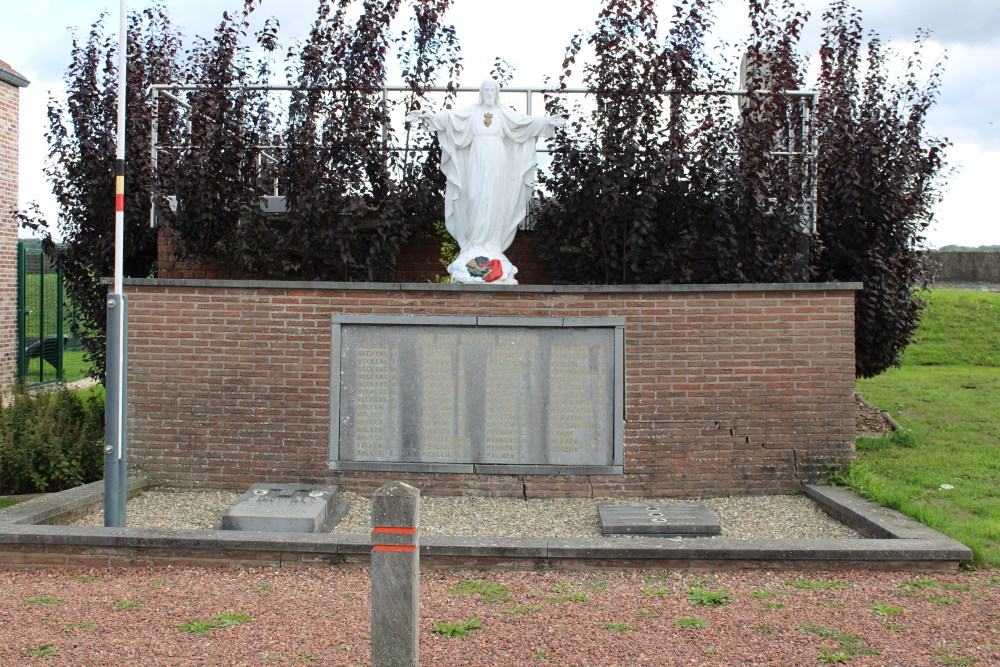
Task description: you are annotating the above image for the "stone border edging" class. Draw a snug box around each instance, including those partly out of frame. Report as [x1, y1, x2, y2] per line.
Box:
[0, 480, 973, 570]
[0, 478, 148, 525]
[855, 392, 903, 432]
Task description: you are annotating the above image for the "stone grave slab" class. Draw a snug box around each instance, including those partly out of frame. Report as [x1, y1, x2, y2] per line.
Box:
[598, 503, 722, 537]
[220, 484, 348, 533]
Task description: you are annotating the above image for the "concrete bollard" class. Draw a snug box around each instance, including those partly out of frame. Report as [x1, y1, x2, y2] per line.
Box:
[371, 482, 420, 667]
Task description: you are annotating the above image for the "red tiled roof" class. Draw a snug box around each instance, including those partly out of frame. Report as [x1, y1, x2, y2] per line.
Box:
[0, 58, 30, 87]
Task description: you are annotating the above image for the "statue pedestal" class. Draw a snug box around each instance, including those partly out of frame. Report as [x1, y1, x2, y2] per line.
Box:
[448, 248, 519, 285]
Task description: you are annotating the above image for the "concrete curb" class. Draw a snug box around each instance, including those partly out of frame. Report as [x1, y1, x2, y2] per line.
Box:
[0, 480, 973, 570]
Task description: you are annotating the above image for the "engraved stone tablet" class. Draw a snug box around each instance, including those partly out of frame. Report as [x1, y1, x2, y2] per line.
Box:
[220, 484, 348, 533]
[331, 318, 621, 471]
[597, 503, 722, 536]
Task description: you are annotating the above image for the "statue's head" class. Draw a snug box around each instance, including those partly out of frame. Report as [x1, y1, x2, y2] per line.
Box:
[479, 79, 499, 107]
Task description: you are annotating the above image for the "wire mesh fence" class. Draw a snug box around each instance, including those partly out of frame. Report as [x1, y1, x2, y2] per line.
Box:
[16, 241, 87, 385]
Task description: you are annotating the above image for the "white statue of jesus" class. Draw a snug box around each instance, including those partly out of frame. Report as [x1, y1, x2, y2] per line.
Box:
[407, 79, 565, 284]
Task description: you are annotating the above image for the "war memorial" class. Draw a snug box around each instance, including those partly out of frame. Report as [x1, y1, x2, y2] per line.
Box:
[119, 80, 860, 502]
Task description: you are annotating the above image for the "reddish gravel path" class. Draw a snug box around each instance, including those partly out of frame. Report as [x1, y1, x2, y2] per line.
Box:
[1, 566, 997, 666]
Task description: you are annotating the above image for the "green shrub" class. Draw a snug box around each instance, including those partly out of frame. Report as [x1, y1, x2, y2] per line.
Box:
[0, 386, 104, 494]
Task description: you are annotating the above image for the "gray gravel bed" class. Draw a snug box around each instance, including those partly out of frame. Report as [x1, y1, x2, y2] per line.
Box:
[70, 489, 860, 539]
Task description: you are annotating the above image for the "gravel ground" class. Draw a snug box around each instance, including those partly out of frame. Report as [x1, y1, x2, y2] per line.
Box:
[69, 397, 889, 538]
[70, 490, 861, 540]
[1, 566, 997, 666]
[12, 399, 995, 665]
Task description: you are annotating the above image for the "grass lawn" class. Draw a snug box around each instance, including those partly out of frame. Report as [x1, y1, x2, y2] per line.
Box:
[0, 499, 17, 510]
[854, 290, 1000, 567]
[23, 349, 92, 385]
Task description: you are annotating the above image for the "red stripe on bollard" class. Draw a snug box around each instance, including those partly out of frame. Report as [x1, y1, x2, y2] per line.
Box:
[373, 545, 416, 552]
[115, 194, 124, 211]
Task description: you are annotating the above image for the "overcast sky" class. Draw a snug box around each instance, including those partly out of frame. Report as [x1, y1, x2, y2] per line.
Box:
[3, 0, 998, 247]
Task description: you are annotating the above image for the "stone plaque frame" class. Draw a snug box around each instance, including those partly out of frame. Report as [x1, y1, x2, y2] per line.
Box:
[329, 315, 624, 475]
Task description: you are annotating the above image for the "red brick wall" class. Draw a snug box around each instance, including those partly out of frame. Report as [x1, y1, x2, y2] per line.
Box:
[157, 225, 553, 284]
[0, 79, 20, 392]
[122, 281, 858, 498]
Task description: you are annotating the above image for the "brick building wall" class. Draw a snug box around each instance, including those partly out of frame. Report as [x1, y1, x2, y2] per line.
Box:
[0, 60, 30, 393]
[122, 279, 859, 498]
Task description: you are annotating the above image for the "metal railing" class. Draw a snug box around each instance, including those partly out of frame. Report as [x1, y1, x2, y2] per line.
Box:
[150, 83, 818, 232]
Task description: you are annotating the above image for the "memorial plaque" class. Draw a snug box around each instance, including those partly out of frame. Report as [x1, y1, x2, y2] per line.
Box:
[331, 316, 623, 473]
[597, 503, 722, 536]
[220, 484, 348, 533]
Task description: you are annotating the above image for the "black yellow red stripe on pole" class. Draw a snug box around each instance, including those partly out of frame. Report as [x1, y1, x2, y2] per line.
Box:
[115, 159, 125, 213]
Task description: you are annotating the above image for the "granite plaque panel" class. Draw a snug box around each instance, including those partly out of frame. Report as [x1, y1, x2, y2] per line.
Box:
[598, 503, 722, 536]
[220, 484, 348, 533]
[331, 317, 622, 471]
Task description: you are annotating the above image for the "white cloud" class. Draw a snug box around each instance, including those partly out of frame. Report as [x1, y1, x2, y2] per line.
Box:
[927, 140, 1000, 248]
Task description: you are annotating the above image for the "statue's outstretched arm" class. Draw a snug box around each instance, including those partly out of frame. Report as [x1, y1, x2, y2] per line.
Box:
[404, 109, 433, 125]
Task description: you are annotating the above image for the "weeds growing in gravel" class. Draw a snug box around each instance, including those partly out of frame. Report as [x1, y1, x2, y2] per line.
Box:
[25, 644, 58, 658]
[448, 580, 512, 602]
[754, 625, 777, 634]
[748, 590, 778, 599]
[500, 604, 540, 616]
[789, 577, 854, 590]
[602, 622, 637, 632]
[685, 586, 733, 606]
[797, 624, 881, 663]
[641, 585, 669, 597]
[432, 617, 484, 638]
[543, 591, 587, 604]
[249, 581, 274, 593]
[634, 610, 660, 619]
[926, 595, 959, 605]
[935, 643, 978, 665]
[65, 621, 95, 632]
[673, 616, 707, 629]
[179, 610, 253, 635]
[23, 596, 65, 606]
[871, 600, 903, 616]
[73, 574, 101, 583]
[763, 602, 787, 609]
[114, 599, 142, 610]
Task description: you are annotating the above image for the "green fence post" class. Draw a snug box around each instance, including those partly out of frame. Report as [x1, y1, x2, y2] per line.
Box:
[16, 241, 26, 382]
[56, 264, 65, 382]
[37, 249, 44, 384]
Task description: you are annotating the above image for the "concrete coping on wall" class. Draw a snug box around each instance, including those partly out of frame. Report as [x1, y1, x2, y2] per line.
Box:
[117, 278, 863, 294]
[0, 479, 971, 570]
